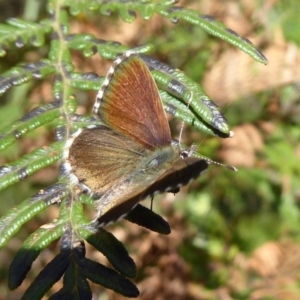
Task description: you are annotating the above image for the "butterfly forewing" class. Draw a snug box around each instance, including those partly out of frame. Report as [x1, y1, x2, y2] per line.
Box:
[96, 55, 171, 150]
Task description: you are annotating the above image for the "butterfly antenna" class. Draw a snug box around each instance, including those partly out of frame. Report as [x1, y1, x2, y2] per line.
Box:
[150, 196, 154, 211]
[198, 153, 237, 171]
[178, 91, 194, 147]
[178, 120, 185, 148]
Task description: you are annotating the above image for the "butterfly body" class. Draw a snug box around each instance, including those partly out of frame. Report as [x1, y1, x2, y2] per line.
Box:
[64, 52, 208, 227]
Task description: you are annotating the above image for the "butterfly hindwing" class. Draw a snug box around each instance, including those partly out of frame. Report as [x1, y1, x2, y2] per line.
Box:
[69, 126, 146, 195]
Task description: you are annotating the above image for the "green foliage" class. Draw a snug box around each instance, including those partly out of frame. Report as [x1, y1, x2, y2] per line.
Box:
[0, 0, 273, 299]
[274, 0, 300, 46]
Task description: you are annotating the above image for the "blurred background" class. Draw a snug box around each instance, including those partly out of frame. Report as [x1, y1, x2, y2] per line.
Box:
[0, 0, 300, 299]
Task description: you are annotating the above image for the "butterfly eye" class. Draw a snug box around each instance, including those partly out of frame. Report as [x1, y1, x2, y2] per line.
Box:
[180, 150, 189, 159]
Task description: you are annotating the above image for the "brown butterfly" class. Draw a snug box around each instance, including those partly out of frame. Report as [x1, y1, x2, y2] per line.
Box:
[63, 52, 208, 227]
